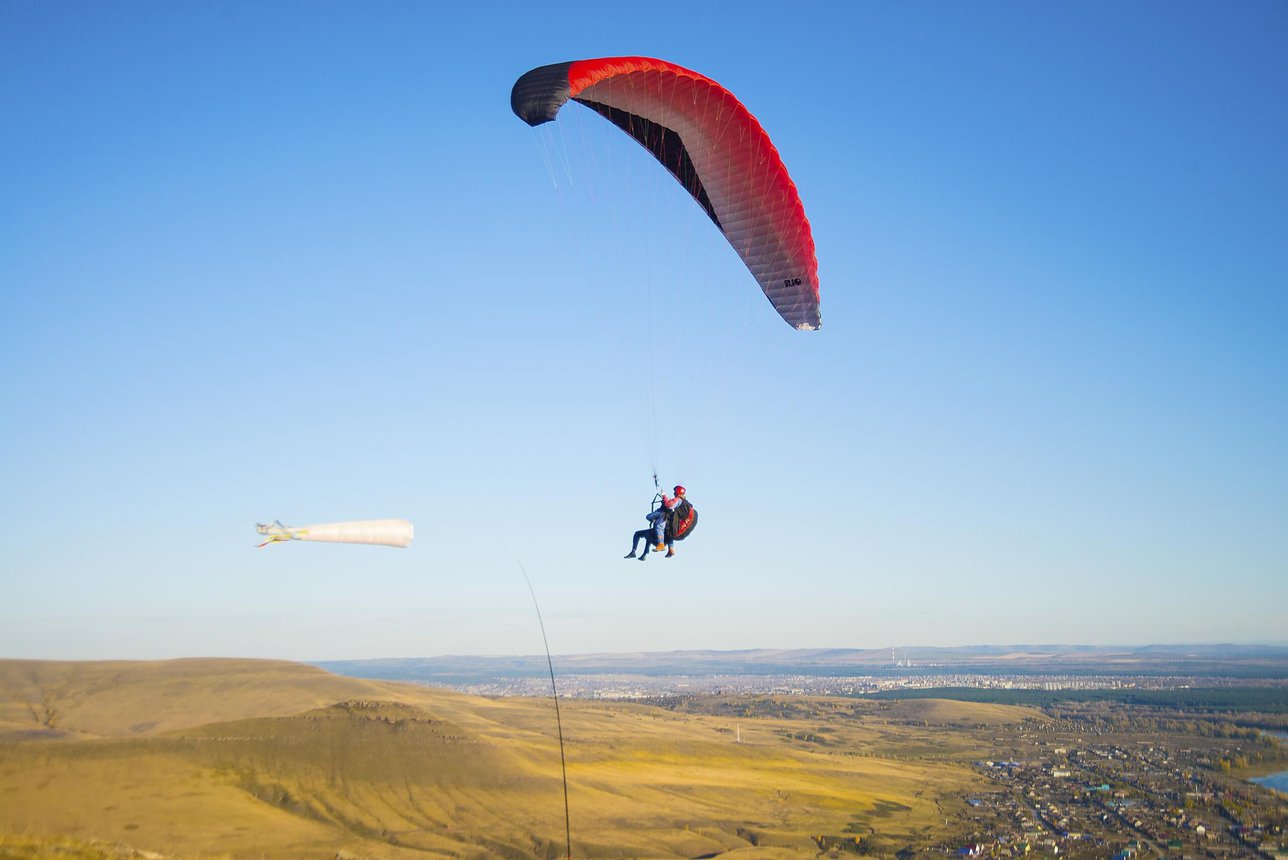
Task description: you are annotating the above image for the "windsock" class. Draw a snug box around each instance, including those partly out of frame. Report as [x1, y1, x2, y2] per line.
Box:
[256, 519, 414, 548]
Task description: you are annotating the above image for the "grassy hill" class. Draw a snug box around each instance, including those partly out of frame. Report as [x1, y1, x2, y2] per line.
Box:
[0, 658, 400, 739]
[0, 659, 1008, 858]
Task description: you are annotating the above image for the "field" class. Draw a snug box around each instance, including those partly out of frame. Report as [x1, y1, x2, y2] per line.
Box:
[0, 659, 1021, 858]
[2, 659, 1284, 858]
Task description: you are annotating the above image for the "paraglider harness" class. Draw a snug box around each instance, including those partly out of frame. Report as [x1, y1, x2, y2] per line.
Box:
[650, 474, 698, 542]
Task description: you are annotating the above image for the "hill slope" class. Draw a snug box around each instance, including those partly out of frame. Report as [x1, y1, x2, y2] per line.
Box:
[0, 658, 404, 738]
[0, 659, 1006, 858]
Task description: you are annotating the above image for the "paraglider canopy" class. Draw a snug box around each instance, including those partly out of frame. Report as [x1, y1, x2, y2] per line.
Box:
[512, 56, 821, 331]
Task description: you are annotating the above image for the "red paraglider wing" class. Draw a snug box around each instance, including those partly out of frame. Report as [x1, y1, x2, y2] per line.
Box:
[512, 57, 821, 331]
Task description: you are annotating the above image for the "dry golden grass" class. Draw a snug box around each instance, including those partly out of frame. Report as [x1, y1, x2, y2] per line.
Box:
[0, 831, 172, 859]
[0, 660, 1016, 858]
[875, 698, 1051, 727]
[0, 659, 398, 739]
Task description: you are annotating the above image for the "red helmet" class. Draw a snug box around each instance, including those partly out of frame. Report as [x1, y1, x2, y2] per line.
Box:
[673, 485, 686, 497]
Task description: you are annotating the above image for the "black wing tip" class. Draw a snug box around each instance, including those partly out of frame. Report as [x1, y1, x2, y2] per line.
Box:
[511, 62, 575, 126]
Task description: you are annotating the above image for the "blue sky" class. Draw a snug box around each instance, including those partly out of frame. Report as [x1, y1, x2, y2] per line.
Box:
[2, 1, 1285, 661]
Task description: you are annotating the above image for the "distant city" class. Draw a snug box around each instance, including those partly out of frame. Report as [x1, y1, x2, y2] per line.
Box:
[394, 671, 1282, 700]
[316, 643, 1288, 700]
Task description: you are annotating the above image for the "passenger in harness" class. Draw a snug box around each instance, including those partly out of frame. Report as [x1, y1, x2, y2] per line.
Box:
[624, 508, 667, 562]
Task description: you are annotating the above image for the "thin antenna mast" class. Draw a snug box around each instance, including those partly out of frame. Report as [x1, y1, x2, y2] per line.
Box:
[520, 564, 573, 859]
